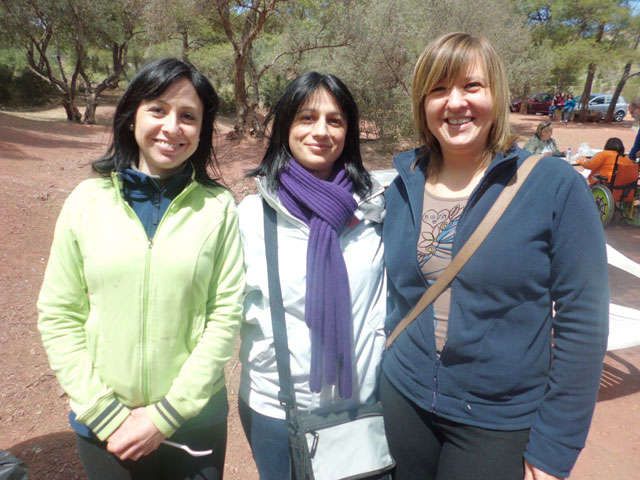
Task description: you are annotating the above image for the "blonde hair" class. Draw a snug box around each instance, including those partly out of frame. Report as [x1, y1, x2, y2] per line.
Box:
[412, 32, 516, 175]
[535, 121, 552, 139]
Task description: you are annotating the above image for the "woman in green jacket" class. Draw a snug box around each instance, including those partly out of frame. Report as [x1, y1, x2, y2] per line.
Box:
[523, 121, 565, 157]
[37, 58, 244, 480]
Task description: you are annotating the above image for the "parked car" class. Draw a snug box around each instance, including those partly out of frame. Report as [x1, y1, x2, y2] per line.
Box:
[510, 92, 554, 115]
[575, 93, 628, 122]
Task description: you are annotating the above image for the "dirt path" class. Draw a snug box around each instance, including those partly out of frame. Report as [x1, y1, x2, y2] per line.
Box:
[1, 107, 639, 479]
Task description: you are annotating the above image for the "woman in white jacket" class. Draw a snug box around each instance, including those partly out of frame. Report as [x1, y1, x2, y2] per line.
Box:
[237, 72, 387, 479]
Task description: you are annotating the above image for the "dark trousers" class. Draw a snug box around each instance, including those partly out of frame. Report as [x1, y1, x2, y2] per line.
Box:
[380, 373, 530, 480]
[76, 421, 227, 480]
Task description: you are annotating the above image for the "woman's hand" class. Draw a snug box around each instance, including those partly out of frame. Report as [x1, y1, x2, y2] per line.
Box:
[523, 459, 563, 480]
[106, 407, 165, 461]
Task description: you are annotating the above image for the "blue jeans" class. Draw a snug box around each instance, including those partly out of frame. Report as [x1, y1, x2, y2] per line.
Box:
[562, 106, 574, 121]
[238, 396, 290, 480]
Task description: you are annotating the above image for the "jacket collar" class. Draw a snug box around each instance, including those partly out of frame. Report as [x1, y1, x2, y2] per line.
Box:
[111, 163, 197, 200]
[391, 146, 520, 225]
[392, 146, 519, 179]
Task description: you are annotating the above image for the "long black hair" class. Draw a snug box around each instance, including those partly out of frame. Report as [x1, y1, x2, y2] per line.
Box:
[92, 58, 221, 186]
[250, 71, 371, 196]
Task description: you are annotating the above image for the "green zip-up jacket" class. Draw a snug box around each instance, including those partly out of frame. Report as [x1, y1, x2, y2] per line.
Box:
[37, 173, 244, 441]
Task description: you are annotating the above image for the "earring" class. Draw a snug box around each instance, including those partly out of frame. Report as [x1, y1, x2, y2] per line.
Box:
[129, 123, 134, 131]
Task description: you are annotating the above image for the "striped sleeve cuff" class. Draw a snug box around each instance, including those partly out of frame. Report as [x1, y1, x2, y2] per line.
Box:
[146, 376, 227, 437]
[146, 398, 187, 437]
[80, 398, 131, 441]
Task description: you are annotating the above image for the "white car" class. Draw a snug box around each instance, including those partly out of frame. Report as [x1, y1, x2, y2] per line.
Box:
[575, 93, 628, 122]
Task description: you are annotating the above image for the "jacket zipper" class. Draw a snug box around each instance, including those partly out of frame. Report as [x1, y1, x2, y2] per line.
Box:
[111, 173, 196, 403]
[140, 181, 197, 403]
[142, 238, 153, 402]
[432, 358, 440, 410]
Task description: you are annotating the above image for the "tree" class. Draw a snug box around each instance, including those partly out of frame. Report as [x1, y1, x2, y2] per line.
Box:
[541, 0, 634, 122]
[0, 0, 141, 123]
[291, 0, 531, 138]
[1, 0, 81, 121]
[78, 1, 142, 123]
[605, 17, 640, 122]
[143, 0, 213, 61]
[210, 0, 286, 135]
[204, 0, 352, 136]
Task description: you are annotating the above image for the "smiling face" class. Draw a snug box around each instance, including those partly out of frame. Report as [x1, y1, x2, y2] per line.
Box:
[288, 88, 347, 180]
[134, 78, 203, 178]
[423, 59, 494, 163]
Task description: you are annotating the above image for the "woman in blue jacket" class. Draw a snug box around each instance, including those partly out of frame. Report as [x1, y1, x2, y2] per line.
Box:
[381, 32, 608, 480]
[561, 93, 576, 122]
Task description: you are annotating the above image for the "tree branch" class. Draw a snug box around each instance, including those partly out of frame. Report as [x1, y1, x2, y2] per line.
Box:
[257, 41, 350, 79]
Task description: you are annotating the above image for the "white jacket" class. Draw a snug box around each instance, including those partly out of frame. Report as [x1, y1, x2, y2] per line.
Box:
[238, 176, 386, 419]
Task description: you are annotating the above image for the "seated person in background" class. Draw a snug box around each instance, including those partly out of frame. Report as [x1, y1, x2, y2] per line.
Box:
[576, 137, 634, 185]
[523, 121, 565, 156]
[549, 92, 564, 119]
[561, 93, 575, 122]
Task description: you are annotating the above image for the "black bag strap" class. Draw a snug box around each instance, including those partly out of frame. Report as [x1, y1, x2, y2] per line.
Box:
[611, 154, 620, 184]
[263, 199, 297, 423]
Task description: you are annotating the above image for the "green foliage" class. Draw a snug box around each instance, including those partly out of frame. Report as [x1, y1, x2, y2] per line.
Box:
[0, 63, 12, 104]
[0, 65, 58, 107]
[517, 0, 636, 93]
[191, 42, 235, 113]
[0, 48, 57, 106]
[260, 73, 289, 110]
[2, 0, 639, 131]
[274, 0, 532, 139]
[13, 68, 58, 105]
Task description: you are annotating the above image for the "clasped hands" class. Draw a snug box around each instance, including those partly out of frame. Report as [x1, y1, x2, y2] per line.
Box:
[106, 407, 165, 461]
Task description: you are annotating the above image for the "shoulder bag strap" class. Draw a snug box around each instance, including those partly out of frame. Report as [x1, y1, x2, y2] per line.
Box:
[262, 199, 297, 419]
[611, 154, 620, 184]
[386, 154, 543, 348]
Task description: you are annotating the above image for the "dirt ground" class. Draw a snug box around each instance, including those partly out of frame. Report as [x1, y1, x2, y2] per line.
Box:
[1, 104, 639, 479]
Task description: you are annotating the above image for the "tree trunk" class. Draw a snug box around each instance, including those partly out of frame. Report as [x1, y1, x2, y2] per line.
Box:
[82, 91, 98, 124]
[604, 28, 639, 123]
[62, 93, 82, 122]
[577, 62, 596, 123]
[519, 84, 531, 114]
[577, 22, 605, 123]
[233, 53, 249, 135]
[182, 31, 189, 62]
[246, 46, 264, 136]
[604, 62, 631, 123]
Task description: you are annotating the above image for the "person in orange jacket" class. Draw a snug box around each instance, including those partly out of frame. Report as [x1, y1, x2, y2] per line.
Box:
[576, 137, 634, 184]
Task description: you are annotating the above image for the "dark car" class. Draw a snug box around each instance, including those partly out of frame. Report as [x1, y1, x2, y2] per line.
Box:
[510, 92, 554, 115]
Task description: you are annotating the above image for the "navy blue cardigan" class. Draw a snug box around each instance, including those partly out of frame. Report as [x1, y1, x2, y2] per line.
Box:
[382, 146, 609, 477]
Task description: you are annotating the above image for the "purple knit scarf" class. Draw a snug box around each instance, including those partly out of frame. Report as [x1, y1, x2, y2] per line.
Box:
[278, 158, 358, 398]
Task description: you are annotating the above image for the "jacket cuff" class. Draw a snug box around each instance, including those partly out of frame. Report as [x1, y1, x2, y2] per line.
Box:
[147, 376, 227, 437]
[78, 398, 131, 442]
[146, 398, 187, 438]
[524, 430, 581, 478]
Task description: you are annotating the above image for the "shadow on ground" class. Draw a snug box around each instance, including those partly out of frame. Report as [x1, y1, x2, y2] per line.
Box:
[598, 351, 640, 402]
[8, 432, 84, 480]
